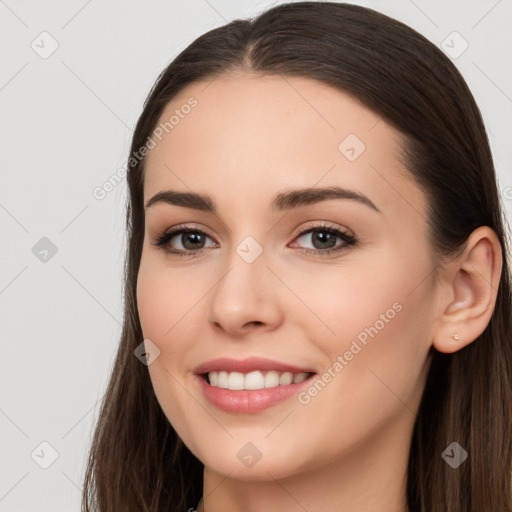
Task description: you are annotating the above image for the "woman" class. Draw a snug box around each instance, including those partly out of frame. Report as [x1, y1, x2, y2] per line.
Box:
[82, 2, 512, 511]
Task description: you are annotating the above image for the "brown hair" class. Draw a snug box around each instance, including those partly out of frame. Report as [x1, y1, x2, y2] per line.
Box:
[82, 2, 512, 511]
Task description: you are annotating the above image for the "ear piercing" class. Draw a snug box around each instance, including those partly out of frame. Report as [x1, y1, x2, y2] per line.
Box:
[450, 333, 460, 341]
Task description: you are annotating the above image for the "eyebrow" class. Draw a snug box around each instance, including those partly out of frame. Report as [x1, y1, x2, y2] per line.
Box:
[144, 186, 381, 214]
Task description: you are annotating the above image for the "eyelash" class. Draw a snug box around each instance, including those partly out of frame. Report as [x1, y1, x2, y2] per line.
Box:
[151, 222, 358, 259]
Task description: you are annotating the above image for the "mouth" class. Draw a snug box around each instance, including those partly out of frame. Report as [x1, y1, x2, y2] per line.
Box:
[195, 370, 317, 413]
[200, 370, 316, 391]
[193, 356, 318, 412]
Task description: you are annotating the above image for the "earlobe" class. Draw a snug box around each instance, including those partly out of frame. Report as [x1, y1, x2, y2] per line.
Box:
[432, 226, 502, 354]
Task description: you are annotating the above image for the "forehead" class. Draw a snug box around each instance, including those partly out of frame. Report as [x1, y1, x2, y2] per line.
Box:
[142, 73, 427, 223]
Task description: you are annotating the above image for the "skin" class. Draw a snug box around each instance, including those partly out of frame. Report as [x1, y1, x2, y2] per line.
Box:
[136, 73, 502, 512]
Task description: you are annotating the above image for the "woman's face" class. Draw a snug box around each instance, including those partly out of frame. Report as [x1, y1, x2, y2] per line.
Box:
[136, 73, 439, 481]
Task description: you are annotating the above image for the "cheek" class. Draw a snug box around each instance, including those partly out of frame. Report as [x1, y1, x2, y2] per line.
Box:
[136, 258, 202, 443]
[136, 256, 196, 339]
[284, 251, 407, 344]
[136, 254, 210, 378]
[136, 265, 164, 339]
[289, 299, 430, 470]
[291, 249, 432, 414]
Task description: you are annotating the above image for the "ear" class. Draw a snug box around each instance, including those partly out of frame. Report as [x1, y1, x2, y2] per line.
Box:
[432, 226, 503, 354]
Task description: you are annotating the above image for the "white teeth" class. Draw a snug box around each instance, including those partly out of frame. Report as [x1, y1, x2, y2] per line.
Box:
[227, 372, 245, 390]
[279, 372, 293, 385]
[217, 371, 229, 389]
[209, 371, 219, 387]
[206, 370, 312, 390]
[245, 371, 265, 390]
[293, 372, 309, 384]
[264, 370, 280, 388]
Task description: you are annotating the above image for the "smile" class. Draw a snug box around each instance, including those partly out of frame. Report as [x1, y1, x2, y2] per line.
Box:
[205, 370, 314, 390]
[195, 371, 317, 413]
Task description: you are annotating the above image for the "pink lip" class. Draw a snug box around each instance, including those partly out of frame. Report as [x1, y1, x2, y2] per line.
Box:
[194, 373, 317, 413]
[193, 356, 315, 375]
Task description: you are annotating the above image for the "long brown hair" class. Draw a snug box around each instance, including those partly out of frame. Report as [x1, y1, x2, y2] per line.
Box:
[82, 2, 512, 510]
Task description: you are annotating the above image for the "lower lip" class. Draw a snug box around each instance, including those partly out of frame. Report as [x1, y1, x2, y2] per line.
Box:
[195, 373, 316, 413]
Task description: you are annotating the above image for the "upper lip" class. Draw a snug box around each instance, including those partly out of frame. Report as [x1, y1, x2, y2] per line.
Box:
[194, 357, 316, 375]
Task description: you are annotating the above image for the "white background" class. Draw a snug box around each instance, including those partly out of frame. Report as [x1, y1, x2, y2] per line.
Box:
[1, 0, 511, 510]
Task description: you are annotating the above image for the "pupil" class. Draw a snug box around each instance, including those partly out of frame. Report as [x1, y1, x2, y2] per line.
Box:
[313, 231, 336, 249]
[183, 232, 203, 250]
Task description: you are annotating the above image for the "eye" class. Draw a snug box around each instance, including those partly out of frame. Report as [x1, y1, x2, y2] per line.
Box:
[151, 222, 358, 258]
[290, 223, 358, 256]
[151, 225, 216, 257]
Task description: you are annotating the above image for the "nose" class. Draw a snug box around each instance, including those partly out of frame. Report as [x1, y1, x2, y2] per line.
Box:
[207, 248, 283, 336]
